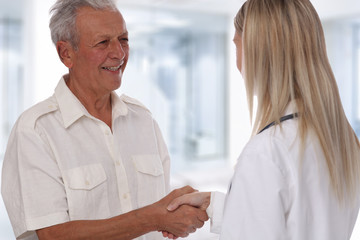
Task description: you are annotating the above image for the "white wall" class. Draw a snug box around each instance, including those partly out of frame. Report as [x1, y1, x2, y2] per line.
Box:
[23, 0, 67, 109]
[226, 25, 252, 166]
[313, 0, 360, 20]
[323, 20, 356, 125]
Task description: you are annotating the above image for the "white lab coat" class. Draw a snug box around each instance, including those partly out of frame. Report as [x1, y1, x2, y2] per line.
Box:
[208, 106, 359, 240]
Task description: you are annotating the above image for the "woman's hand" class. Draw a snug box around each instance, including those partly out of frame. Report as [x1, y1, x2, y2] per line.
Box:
[167, 191, 211, 211]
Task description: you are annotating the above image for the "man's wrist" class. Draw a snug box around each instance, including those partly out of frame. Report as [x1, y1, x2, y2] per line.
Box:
[138, 202, 166, 232]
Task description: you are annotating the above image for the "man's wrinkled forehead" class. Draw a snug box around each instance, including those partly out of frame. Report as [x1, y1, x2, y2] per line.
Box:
[75, 6, 127, 34]
[75, 5, 122, 21]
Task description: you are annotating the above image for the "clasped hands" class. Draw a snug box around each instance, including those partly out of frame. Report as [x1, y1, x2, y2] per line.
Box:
[152, 186, 211, 239]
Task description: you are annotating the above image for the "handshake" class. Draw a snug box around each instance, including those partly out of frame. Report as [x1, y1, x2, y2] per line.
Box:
[150, 186, 211, 239]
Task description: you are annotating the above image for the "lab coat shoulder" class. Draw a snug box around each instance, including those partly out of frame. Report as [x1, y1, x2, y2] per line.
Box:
[237, 123, 297, 178]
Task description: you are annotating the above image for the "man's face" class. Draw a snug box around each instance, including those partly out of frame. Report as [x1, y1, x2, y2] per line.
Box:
[69, 7, 129, 95]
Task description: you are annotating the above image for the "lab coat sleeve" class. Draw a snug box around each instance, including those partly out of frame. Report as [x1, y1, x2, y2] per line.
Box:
[219, 150, 289, 240]
[207, 191, 226, 234]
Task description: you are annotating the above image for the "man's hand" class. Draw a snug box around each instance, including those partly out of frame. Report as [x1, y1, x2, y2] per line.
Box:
[151, 186, 209, 238]
[36, 186, 208, 240]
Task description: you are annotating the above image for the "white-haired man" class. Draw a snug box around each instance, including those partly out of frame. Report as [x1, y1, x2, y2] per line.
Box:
[1, 0, 208, 239]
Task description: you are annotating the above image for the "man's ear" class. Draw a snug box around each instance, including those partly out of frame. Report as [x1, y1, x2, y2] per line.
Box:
[56, 41, 74, 68]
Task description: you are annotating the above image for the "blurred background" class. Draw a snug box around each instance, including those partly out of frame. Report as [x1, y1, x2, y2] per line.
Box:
[0, 0, 360, 239]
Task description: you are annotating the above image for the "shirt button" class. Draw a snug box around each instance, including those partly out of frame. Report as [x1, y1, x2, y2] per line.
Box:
[115, 161, 120, 166]
[85, 180, 90, 186]
[105, 130, 110, 135]
[123, 193, 128, 199]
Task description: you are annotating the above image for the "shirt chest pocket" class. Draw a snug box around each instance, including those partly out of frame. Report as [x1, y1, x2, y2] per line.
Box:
[63, 164, 110, 220]
[132, 155, 166, 207]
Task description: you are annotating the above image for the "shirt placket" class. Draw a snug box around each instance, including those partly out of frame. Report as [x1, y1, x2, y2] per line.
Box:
[100, 122, 133, 214]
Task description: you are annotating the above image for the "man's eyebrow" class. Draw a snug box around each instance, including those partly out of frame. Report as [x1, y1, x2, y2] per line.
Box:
[120, 31, 129, 36]
[95, 31, 128, 39]
[94, 34, 110, 40]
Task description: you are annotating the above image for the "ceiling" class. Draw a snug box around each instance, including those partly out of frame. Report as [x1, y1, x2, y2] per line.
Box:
[0, 0, 360, 21]
[116, 0, 360, 20]
[116, 0, 245, 15]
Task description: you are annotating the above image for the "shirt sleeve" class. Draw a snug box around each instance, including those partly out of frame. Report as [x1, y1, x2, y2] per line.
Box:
[1, 123, 69, 238]
[219, 150, 289, 240]
[153, 120, 171, 194]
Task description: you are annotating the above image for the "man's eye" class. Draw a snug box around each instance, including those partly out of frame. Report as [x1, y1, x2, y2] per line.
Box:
[98, 40, 108, 45]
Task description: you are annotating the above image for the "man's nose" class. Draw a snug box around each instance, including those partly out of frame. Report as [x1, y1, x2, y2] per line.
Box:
[109, 40, 126, 60]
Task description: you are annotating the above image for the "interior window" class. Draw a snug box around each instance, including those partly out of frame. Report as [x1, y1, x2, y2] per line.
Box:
[0, 19, 23, 158]
[119, 9, 228, 171]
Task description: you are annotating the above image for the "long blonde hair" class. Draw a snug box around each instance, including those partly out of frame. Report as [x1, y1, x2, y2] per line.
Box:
[235, 0, 360, 203]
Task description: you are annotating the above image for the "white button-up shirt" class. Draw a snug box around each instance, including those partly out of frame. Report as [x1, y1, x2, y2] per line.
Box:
[1, 76, 170, 240]
[209, 106, 360, 239]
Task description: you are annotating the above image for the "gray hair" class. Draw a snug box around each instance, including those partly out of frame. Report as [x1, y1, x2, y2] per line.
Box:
[49, 0, 118, 50]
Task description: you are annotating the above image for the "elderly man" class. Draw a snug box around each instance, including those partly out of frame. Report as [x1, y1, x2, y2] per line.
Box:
[1, 0, 208, 239]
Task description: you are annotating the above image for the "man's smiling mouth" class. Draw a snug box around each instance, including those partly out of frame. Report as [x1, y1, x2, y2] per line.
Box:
[102, 62, 123, 71]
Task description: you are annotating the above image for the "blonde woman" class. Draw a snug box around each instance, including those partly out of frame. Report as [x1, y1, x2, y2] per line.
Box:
[165, 0, 360, 239]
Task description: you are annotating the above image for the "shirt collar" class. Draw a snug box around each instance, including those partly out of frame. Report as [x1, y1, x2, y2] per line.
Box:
[111, 91, 128, 119]
[55, 75, 128, 129]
